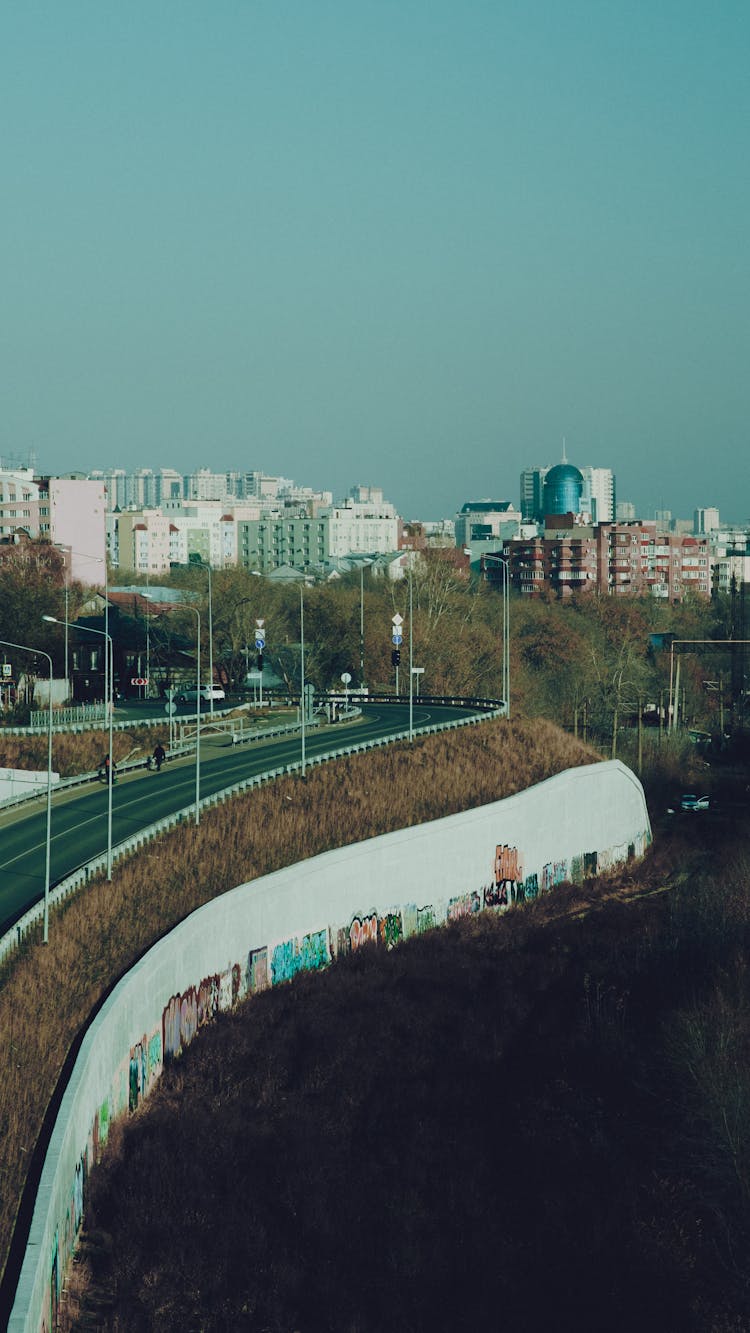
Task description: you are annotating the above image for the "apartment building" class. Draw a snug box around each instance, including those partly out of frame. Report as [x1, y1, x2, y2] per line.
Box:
[454, 500, 522, 547]
[0, 467, 42, 539]
[496, 519, 711, 601]
[325, 498, 399, 557]
[580, 467, 616, 524]
[115, 510, 175, 574]
[596, 524, 711, 598]
[238, 515, 330, 572]
[712, 552, 750, 595]
[499, 525, 598, 597]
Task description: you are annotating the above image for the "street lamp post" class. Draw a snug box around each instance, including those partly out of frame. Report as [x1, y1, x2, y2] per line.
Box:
[206, 562, 214, 717]
[1, 639, 53, 942]
[184, 605, 202, 823]
[194, 558, 214, 716]
[483, 552, 510, 717]
[44, 614, 114, 879]
[300, 585, 306, 777]
[144, 595, 201, 823]
[408, 566, 414, 741]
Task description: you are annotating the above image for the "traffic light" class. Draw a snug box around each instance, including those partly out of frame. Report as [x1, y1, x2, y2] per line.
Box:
[391, 649, 401, 667]
[257, 652, 264, 671]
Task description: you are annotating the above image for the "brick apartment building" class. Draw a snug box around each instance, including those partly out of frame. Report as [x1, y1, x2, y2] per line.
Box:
[484, 517, 711, 601]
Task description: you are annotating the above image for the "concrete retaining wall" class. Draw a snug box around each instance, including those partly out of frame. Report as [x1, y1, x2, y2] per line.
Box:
[9, 759, 651, 1331]
[0, 768, 59, 807]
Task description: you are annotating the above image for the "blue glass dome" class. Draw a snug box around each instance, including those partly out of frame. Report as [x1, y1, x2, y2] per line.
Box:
[543, 463, 583, 516]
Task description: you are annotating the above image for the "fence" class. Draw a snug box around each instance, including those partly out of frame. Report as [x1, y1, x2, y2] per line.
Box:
[28, 704, 106, 730]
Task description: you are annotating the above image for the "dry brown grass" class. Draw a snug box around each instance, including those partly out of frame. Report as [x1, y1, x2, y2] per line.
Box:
[0, 717, 598, 1289]
[0, 728, 151, 778]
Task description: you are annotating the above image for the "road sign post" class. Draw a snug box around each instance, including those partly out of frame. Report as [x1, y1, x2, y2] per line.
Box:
[391, 613, 404, 695]
[255, 620, 266, 706]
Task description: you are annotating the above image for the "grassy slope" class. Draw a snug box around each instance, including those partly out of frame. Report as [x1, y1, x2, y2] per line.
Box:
[0, 718, 594, 1295]
[72, 813, 750, 1333]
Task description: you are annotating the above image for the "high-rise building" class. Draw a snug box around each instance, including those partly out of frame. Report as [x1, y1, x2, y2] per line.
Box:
[580, 467, 615, 523]
[521, 462, 614, 524]
[694, 507, 720, 535]
[519, 467, 548, 522]
[542, 463, 584, 517]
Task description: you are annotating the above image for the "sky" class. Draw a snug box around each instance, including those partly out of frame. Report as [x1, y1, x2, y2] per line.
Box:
[2, 1, 748, 523]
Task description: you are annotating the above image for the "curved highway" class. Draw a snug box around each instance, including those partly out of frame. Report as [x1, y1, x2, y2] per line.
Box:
[0, 701, 484, 936]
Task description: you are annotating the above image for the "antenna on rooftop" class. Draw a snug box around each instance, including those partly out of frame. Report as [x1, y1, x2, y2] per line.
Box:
[561, 436, 568, 464]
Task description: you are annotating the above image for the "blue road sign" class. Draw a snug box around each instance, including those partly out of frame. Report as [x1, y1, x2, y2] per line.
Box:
[392, 633, 403, 646]
[255, 637, 265, 649]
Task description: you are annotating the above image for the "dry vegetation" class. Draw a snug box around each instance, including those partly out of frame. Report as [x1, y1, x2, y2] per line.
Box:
[68, 813, 750, 1333]
[0, 728, 155, 778]
[0, 717, 597, 1303]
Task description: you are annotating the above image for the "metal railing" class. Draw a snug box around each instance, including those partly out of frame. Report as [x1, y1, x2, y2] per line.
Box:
[29, 703, 106, 729]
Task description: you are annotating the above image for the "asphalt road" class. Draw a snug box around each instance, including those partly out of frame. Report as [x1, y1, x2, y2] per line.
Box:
[0, 701, 481, 937]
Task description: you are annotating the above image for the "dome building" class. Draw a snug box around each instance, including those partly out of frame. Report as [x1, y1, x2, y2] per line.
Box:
[542, 462, 584, 517]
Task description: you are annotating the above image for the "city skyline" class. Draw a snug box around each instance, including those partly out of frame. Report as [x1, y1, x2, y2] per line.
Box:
[2, 3, 748, 523]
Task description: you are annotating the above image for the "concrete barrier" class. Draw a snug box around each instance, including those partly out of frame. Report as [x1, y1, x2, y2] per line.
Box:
[8, 760, 651, 1331]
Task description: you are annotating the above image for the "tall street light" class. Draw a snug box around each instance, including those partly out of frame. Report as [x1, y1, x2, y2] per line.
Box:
[193, 557, 214, 717]
[481, 552, 510, 717]
[1, 639, 53, 942]
[408, 564, 414, 742]
[300, 584, 306, 777]
[146, 595, 201, 824]
[184, 603, 202, 823]
[44, 614, 114, 879]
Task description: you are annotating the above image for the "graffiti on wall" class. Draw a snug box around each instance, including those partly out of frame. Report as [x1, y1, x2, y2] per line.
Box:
[247, 945, 269, 995]
[271, 927, 329, 985]
[39, 810, 652, 1331]
[447, 890, 481, 922]
[129, 1029, 163, 1114]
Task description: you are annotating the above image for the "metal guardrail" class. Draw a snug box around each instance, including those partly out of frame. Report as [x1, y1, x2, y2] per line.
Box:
[0, 718, 324, 815]
[3, 704, 238, 738]
[29, 704, 106, 729]
[0, 705, 503, 965]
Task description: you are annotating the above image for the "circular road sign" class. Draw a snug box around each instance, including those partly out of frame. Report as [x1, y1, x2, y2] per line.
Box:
[164, 701, 177, 716]
[392, 634, 403, 646]
[340, 672, 352, 684]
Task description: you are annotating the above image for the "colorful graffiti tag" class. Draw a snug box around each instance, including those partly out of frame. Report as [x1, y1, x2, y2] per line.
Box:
[36, 814, 652, 1331]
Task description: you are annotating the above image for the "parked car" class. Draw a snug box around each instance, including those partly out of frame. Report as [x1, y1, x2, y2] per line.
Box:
[680, 793, 710, 812]
[177, 685, 226, 703]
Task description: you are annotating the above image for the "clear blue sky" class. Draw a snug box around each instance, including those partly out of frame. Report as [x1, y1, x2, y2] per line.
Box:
[2, 2, 748, 522]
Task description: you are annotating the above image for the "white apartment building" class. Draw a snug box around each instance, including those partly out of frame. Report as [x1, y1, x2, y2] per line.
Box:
[580, 467, 615, 524]
[183, 469, 232, 502]
[454, 501, 522, 547]
[323, 498, 399, 557]
[694, 507, 721, 535]
[713, 553, 750, 595]
[115, 510, 175, 574]
[46, 478, 107, 581]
